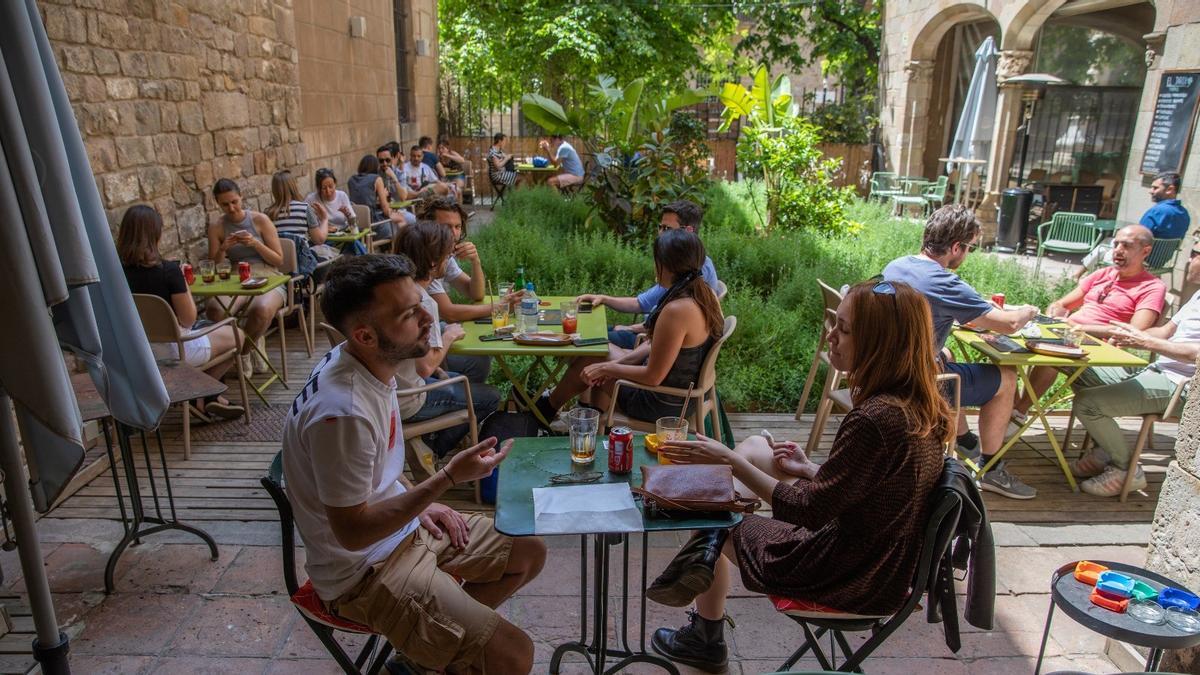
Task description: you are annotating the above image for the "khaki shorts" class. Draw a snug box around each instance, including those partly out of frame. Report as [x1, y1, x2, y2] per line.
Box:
[332, 513, 513, 671]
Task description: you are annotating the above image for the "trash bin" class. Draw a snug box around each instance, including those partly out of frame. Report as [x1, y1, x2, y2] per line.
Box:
[996, 188, 1033, 253]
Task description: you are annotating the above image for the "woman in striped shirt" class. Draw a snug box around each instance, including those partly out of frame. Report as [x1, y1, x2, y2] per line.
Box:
[265, 170, 337, 263]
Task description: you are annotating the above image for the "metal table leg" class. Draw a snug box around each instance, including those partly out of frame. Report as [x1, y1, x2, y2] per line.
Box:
[102, 422, 218, 594]
[1034, 597, 1055, 675]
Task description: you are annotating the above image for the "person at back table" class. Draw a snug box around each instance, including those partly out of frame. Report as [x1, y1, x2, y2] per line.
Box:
[540, 134, 584, 192]
[402, 145, 452, 201]
[118, 204, 244, 420]
[1067, 243, 1200, 496]
[346, 154, 412, 240]
[281, 255, 545, 674]
[1077, 172, 1190, 277]
[205, 178, 287, 374]
[265, 170, 337, 266]
[487, 132, 521, 191]
[437, 136, 468, 195]
[645, 280, 950, 673]
[883, 204, 1039, 499]
[535, 229, 723, 428]
[419, 135, 447, 179]
[577, 200, 720, 349]
[1013, 224, 1166, 424]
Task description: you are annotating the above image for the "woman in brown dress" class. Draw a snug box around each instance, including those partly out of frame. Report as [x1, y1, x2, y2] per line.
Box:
[650, 280, 951, 673]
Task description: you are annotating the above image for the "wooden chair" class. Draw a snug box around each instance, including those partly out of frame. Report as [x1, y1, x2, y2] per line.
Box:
[1035, 211, 1101, 275]
[319, 323, 482, 502]
[795, 280, 844, 420]
[1095, 177, 1120, 218]
[604, 316, 737, 446]
[271, 238, 314, 386]
[132, 294, 248, 457]
[489, 175, 509, 210]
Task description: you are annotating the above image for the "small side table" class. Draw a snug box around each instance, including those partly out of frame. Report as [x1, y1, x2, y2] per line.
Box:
[1035, 560, 1200, 673]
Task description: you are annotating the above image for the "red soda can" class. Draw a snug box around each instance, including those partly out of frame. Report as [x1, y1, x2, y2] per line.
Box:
[238, 261, 251, 282]
[991, 292, 1005, 308]
[608, 426, 634, 474]
[181, 263, 194, 285]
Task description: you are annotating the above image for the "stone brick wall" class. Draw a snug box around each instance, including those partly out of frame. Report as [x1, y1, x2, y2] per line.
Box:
[41, 0, 308, 261]
[296, 0, 439, 189]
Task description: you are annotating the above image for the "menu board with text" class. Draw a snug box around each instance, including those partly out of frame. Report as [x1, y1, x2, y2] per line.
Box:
[1141, 71, 1200, 175]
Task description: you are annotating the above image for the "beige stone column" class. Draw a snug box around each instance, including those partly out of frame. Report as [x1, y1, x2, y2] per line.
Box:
[976, 50, 1034, 241]
[898, 60, 936, 177]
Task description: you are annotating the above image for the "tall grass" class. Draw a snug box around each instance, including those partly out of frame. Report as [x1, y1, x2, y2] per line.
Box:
[470, 186, 1075, 412]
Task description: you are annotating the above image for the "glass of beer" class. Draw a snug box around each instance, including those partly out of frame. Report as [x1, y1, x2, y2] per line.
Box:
[216, 261, 232, 280]
[199, 260, 215, 284]
[656, 417, 689, 464]
[491, 303, 509, 330]
[567, 407, 600, 464]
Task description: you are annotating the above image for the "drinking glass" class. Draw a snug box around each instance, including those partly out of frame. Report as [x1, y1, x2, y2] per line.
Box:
[199, 260, 215, 284]
[216, 261, 232, 280]
[567, 407, 600, 464]
[560, 300, 578, 334]
[498, 282, 515, 301]
[491, 303, 510, 331]
[656, 417, 689, 465]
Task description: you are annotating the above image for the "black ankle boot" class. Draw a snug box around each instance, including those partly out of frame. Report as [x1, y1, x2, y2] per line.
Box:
[651, 609, 730, 673]
[646, 528, 728, 607]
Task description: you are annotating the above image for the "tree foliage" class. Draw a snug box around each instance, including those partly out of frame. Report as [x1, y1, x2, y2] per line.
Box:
[1035, 25, 1146, 87]
[733, 0, 881, 98]
[439, 0, 738, 104]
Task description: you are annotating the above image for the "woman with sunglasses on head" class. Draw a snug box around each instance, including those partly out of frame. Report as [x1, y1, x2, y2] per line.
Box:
[305, 167, 356, 231]
[645, 280, 950, 673]
[535, 228, 724, 426]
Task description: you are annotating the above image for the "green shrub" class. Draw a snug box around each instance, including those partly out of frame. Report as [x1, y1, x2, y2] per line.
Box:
[472, 184, 1076, 412]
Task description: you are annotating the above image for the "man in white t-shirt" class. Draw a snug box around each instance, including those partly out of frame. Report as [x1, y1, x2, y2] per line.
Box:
[402, 145, 451, 200]
[1069, 243, 1200, 497]
[282, 255, 545, 673]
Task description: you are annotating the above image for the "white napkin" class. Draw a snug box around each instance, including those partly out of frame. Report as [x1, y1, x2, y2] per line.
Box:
[532, 482, 644, 535]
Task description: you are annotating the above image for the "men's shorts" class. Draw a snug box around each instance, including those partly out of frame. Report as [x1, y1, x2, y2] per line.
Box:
[942, 361, 1002, 407]
[332, 513, 513, 671]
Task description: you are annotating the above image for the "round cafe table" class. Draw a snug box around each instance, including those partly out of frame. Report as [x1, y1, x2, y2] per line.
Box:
[1035, 560, 1200, 674]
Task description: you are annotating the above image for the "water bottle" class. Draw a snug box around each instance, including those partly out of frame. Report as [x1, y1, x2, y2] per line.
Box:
[519, 294, 539, 334]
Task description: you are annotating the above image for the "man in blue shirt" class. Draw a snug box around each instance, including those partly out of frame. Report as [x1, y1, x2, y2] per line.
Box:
[541, 135, 585, 192]
[883, 205, 1040, 499]
[576, 200, 720, 349]
[1078, 171, 1189, 275]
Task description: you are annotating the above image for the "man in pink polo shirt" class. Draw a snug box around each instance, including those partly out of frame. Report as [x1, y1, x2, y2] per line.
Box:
[1014, 224, 1165, 420]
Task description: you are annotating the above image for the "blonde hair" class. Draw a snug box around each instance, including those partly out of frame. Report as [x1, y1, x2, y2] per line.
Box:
[265, 170, 304, 221]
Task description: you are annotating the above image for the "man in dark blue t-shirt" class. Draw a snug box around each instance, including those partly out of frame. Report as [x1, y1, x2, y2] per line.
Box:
[883, 205, 1040, 499]
[1079, 171, 1189, 275]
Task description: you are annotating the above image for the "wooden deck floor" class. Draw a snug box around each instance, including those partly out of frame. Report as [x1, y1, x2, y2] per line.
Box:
[46, 335, 1177, 526]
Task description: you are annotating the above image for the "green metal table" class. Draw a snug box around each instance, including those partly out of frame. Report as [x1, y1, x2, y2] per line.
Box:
[517, 163, 558, 185]
[450, 296, 609, 426]
[190, 274, 291, 407]
[496, 435, 741, 674]
[952, 325, 1146, 491]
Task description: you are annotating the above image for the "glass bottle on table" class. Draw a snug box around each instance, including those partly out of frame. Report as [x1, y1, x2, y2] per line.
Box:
[514, 267, 526, 290]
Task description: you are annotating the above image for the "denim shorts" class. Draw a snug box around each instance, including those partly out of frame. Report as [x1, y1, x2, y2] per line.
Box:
[942, 361, 1002, 407]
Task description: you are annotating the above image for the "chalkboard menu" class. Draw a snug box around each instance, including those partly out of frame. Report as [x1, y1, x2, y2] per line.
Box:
[1141, 70, 1200, 175]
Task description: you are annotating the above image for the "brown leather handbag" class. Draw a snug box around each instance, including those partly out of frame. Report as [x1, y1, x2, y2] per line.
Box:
[632, 464, 760, 518]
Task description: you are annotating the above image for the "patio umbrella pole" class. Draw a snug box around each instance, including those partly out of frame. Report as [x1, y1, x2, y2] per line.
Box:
[0, 391, 69, 674]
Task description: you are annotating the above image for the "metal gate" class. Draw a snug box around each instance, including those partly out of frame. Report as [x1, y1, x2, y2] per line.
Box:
[1009, 85, 1141, 184]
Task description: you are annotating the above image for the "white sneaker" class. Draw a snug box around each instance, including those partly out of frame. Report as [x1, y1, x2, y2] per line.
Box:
[1006, 410, 1028, 437]
[1080, 465, 1146, 498]
[1070, 447, 1110, 479]
[548, 413, 569, 434]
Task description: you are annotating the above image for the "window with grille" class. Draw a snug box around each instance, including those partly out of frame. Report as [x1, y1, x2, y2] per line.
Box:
[393, 1, 413, 123]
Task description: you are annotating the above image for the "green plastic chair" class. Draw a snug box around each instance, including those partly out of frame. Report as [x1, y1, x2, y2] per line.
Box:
[867, 172, 901, 203]
[1035, 212, 1101, 275]
[922, 176, 950, 211]
[890, 178, 929, 218]
[1146, 237, 1185, 276]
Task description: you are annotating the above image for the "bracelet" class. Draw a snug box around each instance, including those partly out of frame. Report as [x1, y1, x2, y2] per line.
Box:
[441, 467, 457, 486]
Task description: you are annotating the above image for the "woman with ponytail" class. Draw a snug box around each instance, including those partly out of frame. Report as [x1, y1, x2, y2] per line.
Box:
[536, 229, 724, 425]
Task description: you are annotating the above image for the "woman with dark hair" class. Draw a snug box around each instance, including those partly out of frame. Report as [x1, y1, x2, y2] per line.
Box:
[347, 154, 412, 239]
[304, 167, 355, 231]
[119, 204, 244, 419]
[205, 178, 286, 373]
[391, 221, 501, 458]
[536, 229, 724, 423]
[646, 280, 951, 672]
[266, 170, 336, 262]
[487, 132, 519, 189]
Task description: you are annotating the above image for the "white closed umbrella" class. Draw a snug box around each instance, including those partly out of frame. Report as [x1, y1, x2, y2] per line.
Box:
[947, 36, 999, 193]
[0, 0, 169, 669]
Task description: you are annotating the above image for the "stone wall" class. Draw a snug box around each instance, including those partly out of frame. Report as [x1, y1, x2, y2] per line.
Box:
[41, 0, 308, 261]
[294, 0, 439, 186]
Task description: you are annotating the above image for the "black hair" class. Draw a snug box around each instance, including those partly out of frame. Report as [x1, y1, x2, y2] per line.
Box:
[492, 132, 505, 144]
[392, 220, 454, 282]
[386, 141, 401, 156]
[409, 145, 421, 154]
[321, 255, 416, 335]
[357, 154, 380, 175]
[1157, 172, 1182, 193]
[212, 178, 240, 198]
[314, 167, 336, 191]
[418, 136, 433, 148]
[645, 229, 723, 339]
[551, 134, 564, 141]
[662, 200, 703, 232]
[376, 145, 392, 156]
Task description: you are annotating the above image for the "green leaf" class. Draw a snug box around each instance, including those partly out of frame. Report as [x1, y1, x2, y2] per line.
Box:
[520, 93, 571, 134]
